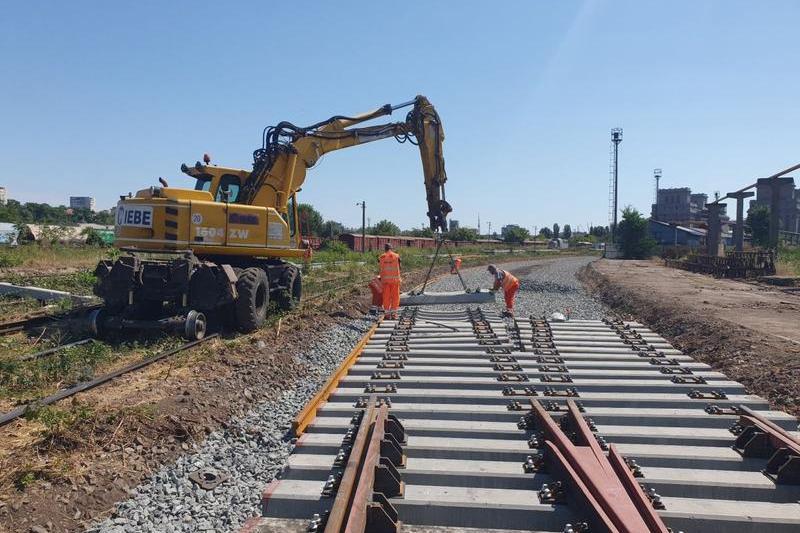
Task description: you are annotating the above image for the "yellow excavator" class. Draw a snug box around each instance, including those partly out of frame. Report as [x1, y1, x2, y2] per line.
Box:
[92, 96, 451, 338]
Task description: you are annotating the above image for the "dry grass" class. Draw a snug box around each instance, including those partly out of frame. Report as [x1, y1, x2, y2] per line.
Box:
[777, 247, 800, 277]
[0, 244, 109, 271]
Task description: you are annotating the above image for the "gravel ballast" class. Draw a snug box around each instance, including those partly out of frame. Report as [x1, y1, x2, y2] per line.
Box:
[88, 319, 372, 533]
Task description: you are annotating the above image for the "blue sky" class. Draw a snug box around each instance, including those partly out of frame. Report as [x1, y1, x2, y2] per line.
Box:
[2, 1, 799, 233]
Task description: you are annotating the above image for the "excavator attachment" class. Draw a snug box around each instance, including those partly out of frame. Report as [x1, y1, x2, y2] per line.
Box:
[400, 289, 496, 306]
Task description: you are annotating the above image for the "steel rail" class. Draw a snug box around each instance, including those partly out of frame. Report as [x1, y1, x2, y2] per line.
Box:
[0, 303, 103, 336]
[343, 403, 402, 533]
[0, 334, 217, 427]
[324, 401, 377, 533]
[531, 399, 670, 532]
[292, 324, 379, 436]
[733, 405, 800, 483]
[17, 338, 93, 362]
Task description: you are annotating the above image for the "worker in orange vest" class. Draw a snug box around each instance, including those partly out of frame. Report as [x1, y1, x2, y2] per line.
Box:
[378, 243, 402, 319]
[450, 255, 462, 274]
[368, 276, 383, 316]
[488, 264, 520, 317]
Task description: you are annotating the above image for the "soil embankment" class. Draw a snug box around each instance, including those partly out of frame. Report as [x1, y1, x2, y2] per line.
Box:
[581, 259, 800, 417]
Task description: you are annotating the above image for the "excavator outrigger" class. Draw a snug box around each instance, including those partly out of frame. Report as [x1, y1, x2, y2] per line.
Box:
[92, 96, 452, 338]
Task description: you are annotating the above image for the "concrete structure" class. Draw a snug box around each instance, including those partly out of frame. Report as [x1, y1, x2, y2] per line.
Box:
[448, 219, 459, 231]
[706, 203, 724, 256]
[16, 223, 113, 244]
[69, 196, 95, 211]
[0, 187, 6, 206]
[0, 282, 94, 303]
[749, 176, 800, 233]
[728, 191, 755, 251]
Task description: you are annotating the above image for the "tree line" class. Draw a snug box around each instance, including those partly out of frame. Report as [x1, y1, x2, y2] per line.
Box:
[298, 203, 485, 242]
[0, 199, 114, 225]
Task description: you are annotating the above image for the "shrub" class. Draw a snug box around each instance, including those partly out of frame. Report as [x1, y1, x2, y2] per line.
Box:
[747, 205, 770, 248]
[320, 240, 350, 255]
[618, 207, 657, 259]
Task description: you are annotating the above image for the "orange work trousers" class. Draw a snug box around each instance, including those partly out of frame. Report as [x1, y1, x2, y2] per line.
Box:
[382, 281, 401, 316]
[504, 282, 520, 313]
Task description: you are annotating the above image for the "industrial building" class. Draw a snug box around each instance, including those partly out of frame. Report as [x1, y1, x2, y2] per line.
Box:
[749, 176, 800, 232]
[69, 196, 95, 211]
[651, 187, 720, 225]
[649, 219, 733, 248]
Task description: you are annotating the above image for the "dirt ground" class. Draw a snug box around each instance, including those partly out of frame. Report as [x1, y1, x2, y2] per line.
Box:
[581, 259, 800, 417]
[0, 258, 510, 533]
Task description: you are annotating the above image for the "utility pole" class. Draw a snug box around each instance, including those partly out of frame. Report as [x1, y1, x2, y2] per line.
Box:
[356, 201, 366, 252]
[654, 169, 662, 204]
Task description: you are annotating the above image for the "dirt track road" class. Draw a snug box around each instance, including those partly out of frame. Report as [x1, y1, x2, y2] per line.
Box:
[592, 260, 800, 345]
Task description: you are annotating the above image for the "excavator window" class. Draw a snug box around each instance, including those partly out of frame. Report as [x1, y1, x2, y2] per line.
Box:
[194, 175, 213, 192]
[215, 175, 241, 203]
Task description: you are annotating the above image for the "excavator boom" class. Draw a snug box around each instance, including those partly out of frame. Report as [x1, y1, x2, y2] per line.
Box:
[242, 95, 451, 232]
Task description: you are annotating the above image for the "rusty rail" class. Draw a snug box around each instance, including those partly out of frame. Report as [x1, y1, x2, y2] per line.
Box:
[322, 401, 405, 533]
[293, 323, 379, 436]
[0, 334, 218, 427]
[0, 302, 103, 336]
[323, 401, 377, 532]
[665, 250, 775, 278]
[529, 399, 670, 533]
[732, 405, 800, 483]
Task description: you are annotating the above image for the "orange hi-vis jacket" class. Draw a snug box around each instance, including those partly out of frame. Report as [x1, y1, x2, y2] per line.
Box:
[379, 251, 401, 283]
[499, 270, 519, 291]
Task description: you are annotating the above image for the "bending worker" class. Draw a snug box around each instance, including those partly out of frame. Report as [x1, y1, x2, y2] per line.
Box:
[378, 243, 402, 319]
[487, 264, 520, 317]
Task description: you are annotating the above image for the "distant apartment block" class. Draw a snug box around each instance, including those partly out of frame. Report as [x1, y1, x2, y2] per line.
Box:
[0, 187, 6, 206]
[749, 176, 800, 233]
[70, 196, 95, 211]
[448, 219, 460, 231]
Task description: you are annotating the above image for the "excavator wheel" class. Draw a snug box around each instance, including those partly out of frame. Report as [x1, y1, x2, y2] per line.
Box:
[184, 310, 207, 341]
[277, 266, 302, 311]
[235, 267, 269, 332]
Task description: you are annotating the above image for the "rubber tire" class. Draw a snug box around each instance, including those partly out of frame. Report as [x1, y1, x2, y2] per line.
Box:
[235, 267, 269, 332]
[184, 310, 207, 340]
[277, 267, 302, 311]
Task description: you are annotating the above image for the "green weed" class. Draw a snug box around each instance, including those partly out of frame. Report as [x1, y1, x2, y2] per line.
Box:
[777, 246, 800, 276]
[23, 402, 95, 451]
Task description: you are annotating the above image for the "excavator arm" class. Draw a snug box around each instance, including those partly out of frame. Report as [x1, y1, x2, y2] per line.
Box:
[241, 95, 452, 232]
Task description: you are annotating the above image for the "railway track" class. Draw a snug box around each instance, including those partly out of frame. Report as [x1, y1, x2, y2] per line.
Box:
[0, 335, 217, 427]
[244, 307, 800, 533]
[0, 302, 102, 336]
